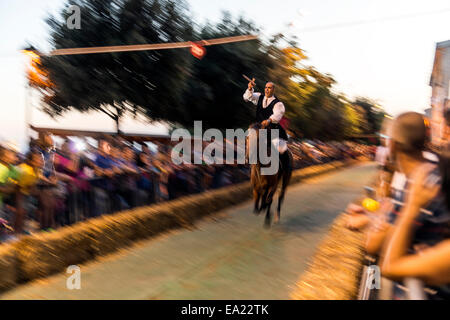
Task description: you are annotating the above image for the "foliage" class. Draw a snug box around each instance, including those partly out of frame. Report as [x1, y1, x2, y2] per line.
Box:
[30, 1, 386, 139]
[34, 0, 194, 132]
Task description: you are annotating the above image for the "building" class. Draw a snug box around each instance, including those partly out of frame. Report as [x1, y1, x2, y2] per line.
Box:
[429, 40, 450, 145]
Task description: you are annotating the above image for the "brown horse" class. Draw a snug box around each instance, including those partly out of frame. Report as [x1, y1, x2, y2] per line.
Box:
[246, 123, 292, 228]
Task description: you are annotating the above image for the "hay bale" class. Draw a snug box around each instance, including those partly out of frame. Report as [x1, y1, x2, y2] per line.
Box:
[86, 206, 181, 257]
[88, 215, 133, 256]
[0, 244, 17, 290]
[290, 213, 366, 300]
[15, 225, 94, 281]
[290, 161, 346, 184]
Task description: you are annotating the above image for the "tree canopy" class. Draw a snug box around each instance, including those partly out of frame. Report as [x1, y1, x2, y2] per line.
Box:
[29, 0, 387, 139]
[34, 0, 194, 132]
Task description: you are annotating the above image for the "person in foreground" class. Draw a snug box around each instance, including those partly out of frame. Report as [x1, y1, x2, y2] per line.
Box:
[381, 156, 450, 298]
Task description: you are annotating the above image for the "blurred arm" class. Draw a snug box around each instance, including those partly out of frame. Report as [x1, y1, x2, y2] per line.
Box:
[364, 198, 395, 255]
[243, 88, 261, 105]
[381, 202, 450, 284]
[380, 163, 450, 284]
[365, 223, 391, 256]
[123, 163, 138, 174]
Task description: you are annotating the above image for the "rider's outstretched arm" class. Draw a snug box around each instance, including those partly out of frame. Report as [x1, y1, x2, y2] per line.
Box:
[243, 87, 261, 105]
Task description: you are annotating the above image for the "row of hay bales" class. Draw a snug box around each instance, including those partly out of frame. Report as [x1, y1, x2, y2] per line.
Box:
[290, 207, 366, 300]
[0, 160, 354, 292]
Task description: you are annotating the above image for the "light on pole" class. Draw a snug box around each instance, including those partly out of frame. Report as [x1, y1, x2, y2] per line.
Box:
[22, 48, 45, 147]
[21, 49, 36, 146]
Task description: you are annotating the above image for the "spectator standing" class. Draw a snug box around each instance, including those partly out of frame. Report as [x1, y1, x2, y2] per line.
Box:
[36, 133, 57, 230]
[92, 140, 116, 215]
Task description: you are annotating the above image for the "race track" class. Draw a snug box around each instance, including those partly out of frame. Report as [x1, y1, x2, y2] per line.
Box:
[1, 162, 377, 300]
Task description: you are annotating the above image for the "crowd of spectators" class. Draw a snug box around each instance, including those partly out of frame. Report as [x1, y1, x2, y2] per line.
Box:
[0, 132, 372, 242]
[345, 110, 450, 300]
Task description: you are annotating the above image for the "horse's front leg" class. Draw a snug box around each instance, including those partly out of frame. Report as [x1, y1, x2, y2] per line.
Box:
[253, 188, 261, 214]
[260, 188, 269, 210]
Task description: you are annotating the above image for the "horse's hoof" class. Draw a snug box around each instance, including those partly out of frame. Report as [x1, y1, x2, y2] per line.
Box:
[264, 218, 271, 229]
[253, 208, 260, 215]
[273, 215, 280, 225]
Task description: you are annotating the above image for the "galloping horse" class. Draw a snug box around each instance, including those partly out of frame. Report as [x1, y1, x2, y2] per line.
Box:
[246, 123, 292, 228]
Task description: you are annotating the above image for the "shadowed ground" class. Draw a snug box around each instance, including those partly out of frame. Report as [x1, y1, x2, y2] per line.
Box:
[1, 162, 377, 300]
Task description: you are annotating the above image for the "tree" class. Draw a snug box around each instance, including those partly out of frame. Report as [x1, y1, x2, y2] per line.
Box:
[262, 36, 383, 140]
[34, 0, 194, 133]
[31, 1, 385, 141]
[180, 12, 270, 131]
[353, 97, 386, 135]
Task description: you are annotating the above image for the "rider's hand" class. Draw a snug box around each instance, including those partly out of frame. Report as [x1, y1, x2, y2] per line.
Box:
[261, 119, 270, 128]
[248, 78, 255, 90]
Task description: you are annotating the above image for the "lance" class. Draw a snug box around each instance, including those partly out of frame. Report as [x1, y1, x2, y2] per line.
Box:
[242, 74, 257, 88]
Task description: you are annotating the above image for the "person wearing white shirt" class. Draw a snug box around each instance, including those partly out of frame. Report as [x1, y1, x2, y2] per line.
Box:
[243, 79, 290, 170]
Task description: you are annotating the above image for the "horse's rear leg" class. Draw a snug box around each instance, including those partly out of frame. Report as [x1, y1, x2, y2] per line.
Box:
[276, 183, 287, 223]
[260, 188, 269, 210]
[275, 193, 284, 224]
[264, 189, 276, 229]
[276, 155, 293, 224]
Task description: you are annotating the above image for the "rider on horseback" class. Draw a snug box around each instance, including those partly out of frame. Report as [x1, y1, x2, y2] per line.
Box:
[243, 78, 291, 172]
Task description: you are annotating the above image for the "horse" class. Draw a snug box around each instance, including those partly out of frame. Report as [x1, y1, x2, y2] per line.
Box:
[246, 123, 292, 228]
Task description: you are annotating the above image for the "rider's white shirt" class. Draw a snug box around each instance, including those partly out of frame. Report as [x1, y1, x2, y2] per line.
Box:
[243, 88, 285, 123]
[243, 88, 288, 153]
